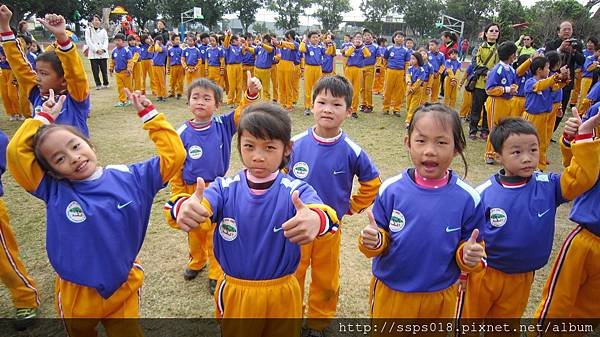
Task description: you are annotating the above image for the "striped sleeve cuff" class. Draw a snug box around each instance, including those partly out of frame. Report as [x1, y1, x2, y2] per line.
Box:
[574, 133, 594, 143]
[56, 38, 73, 51]
[138, 104, 158, 123]
[34, 112, 55, 124]
[1, 31, 15, 41]
[164, 196, 189, 221]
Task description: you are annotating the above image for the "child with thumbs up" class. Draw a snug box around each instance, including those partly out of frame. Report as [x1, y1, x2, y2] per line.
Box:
[7, 88, 186, 337]
[165, 103, 339, 337]
[359, 103, 486, 319]
[165, 73, 261, 293]
[465, 114, 600, 322]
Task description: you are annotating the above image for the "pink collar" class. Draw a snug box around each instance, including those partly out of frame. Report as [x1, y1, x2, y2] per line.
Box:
[414, 170, 449, 189]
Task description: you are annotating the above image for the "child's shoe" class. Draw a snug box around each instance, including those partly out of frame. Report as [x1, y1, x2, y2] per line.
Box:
[14, 307, 36, 331]
[114, 102, 126, 107]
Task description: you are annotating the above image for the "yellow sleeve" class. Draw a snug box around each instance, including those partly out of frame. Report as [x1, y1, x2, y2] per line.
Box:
[533, 76, 557, 92]
[325, 44, 335, 56]
[559, 138, 600, 201]
[164, 193, 213, 230]
[358, 227, 390, 258]
[586, 62, 597, 72]
[486, 86, 506, 96]
[7, 119, 46, 193]
[55, 42, 90, 102]
[362, 47, 371, 58]
[2, 38, 37, 99]
[344, 46, 355, 57]
[455, 241, 486, 273]
[350, 177, 382, 214]
[181, 54, 188, 68]
[223, 34, 231, 49]
[142, 112, 186, 184]
[305, 203, 340, 232]
[262, 43, 274, 53]
[219, 56, 225, 68]
[516, 58, 531, 77]
[279, 41, 296, 50]
[438, 64, 446, 75]
[298, 42, 307, 53]
[128, 52, 138, 71]
[168, 170, 188, 196]
[109, 55, 115, 72]
[411, 79, 423, 90]
[233, 92, 260, 126]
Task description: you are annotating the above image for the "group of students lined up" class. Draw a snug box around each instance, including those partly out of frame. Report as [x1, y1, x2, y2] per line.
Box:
[1, 9, 600, 337]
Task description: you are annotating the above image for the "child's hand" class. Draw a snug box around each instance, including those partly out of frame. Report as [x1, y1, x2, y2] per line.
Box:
[563, 108, 581, 138]
[246, 70, 262, 96]
[176, 178, 210, 232]
[0, 5, 12, 32]
[37, 14, 68, 44]
[463, 229, 485, 267]
[281, 191, 320, 245]
[361, 210, 380, 249]
[579, 109, 600, 135]
[125, 88, 152, 112]
[41, 89, 66, 120]
[559, 65, 569, 79]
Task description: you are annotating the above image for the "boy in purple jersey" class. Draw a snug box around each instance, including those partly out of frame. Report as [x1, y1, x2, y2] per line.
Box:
[287, 75, 381, 336]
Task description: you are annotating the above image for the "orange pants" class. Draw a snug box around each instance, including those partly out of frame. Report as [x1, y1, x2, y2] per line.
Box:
[185, 67, 202, 87]
[271, 64, 279, 102]
[512, 96, 526, 118]
[242, 65, 254, 93]
[405, 87, 423, 124]
[303, 64, 322, 109]
[443, 77, 458, 109]
[373, 67, 385, 94]
[140, 59, 153, 93]
[382, 68, 406, 112]
[0, 199, 39, 309]
[577, 77, 593, 112]
[226, 63, 243, 105]
[430, 74, 441, 102]
[485, 97, 512, 158]
[115, 71, 133, 103]
[169, 64, 184, 96]
[360, 65, 375, 108]
[459, 89, 472, 118]
[292, 64, 300, 104]
[344, 66, 363, 112]
[56, 263, 144, 337]
[0, 68, 19, 116]
[207, 66, 221, 86]
[16, 79, 30, 117]
[132, 63, 143, 92]
[151, 66, 166, 98]
[421, 83, 430, 105]
[277, 60, 295, 109]
[294, 230, 341, 331]
[523, 111, 550, 170]
[254, 67, 272, 101]
[215, 274, 302, 337]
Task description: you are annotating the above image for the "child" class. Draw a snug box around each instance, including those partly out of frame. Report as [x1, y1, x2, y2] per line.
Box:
[382, 31, 410, 116]
[0, 45, 19, 120]
[205, 34, 224, 88]
[547, 51, 569, 158]
[512, 53, 534, 118]
[127, 35, 143, 93]
[359, 103, 486, 319]
[464, 116, 600, 322]
[223, 31, 243, 106]
[458, 63, 474, 120]
[167, 34, 184, 99]
[109, 33, 133, 107]
[419, 48, 434, 105]
[359, 29, 378, 114]
[168, 74, 261, 293]
[405, 38, 414, 52]
[197, 32, 210, 76]
[405, 52, 427, 127]
[484, 41, 518, 165]
[7, 88, 185, 337]
[344, 32, 371, 118]
[320, 33, 336, 77]
[443, 49, 461, 109]
[579, 79, 600, 114]
[182, 36, 203, 86]
[166, 103, 340, 337]
[287, 76, 381, 335]
[272, 30, 298, 112]
[299, 31, 332, 115]
[0, 130, 39, 329]
[240, 35, 255, 94]
[149, 35, 168, 101]
[0, 8, 91, 136]
[246, 34, 275, 101]
[577, 45, 599, 113]
[340, 34, 352, 71]
[139, 34, 154, 94]
[428, 40, 446, 103]
[373, 37, 387, 95]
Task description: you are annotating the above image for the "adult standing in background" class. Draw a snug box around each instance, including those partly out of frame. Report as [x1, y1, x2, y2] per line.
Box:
[460, 38, 469, 61]
[17, 21, 34, 41]
[515, 34, 535, 56]
[153, 20, 169, 45]
[85, 15, 109, 90]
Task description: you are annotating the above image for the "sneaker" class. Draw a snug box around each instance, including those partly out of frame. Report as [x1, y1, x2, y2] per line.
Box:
[359, 105, 366, 112]
[114, 102, 126, 107]
[393, 111, 401, 117]
[102, 84, 109, 89]
[364, 106, 373, 113]
[168, 94, 175, 98]
[468, 133, 477, 141]
[95, 85, 101, 90]
[485, 157, 495, 165]
[123, 101, 132, 107]
[550, 138, 556, 143]
[209, 279, 218, 295]
[351, 112, 358, 119]
[183, 268, 203, 281]
[176, 94, 182, 100]
[306, 329, 325, 337]
[480, 132, 489, 140]
[15, 308, 36, 331]
[9, 115, 16, 121]
[383, 110, 390, 115]
[303, 109, 311, 116]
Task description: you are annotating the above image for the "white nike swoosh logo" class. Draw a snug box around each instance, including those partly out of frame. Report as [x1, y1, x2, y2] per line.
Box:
[117, 201, 133, 209]
[537, 209, 551, 218]
[273, 227, 283, 233]
[445, 226, 461, 233]
[333, 171, 345, 175]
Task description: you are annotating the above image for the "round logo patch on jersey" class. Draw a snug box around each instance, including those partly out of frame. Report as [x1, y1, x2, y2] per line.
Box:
[390, 52, 395, 57]
[309, 51, 314, 56]
[219, 218, 238, 241]
[292, 162, 309, 179]
[501, 78, 507, 85]
[188, 145, 203, 160]
[389, 210, 405, 232]
[66, 201, 86, 223]
[489, 208, 507, 227]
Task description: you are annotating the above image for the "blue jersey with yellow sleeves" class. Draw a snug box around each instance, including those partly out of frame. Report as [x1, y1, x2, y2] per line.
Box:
[571, 181, 600, 236]
[139, 43, 153, 60]
[168, 45, 183, 66]
[422, 62, 434, 82]
[445, 59, 461, 74]
[177, 113, 236, 184]
[486, 63, 517, 99]
[525, 77, 553, 114]
[346, 46, 369, 67]
[224, 45, 242, 65]
[205, 171, 325, 280]
[371, 170, 484, 292]
[2, 35, 91, 137]
[111, 46, 132, 72]
[151, 44, 167, 66]
[183, 46, 201, 66]
[288, 128, 380, 218]
[242, 47, 255, 66]
[515, 69, 531, 97]
[465, 63, 474, 77]
[407, 65, 426, 83]
[384, 45, 410, 70]
[428, 51, 445, 72]
[549, 71, 563, 103]
[0, 131, 7, 197]
[586, 81, 600, 102]
[206, 46, 224, 66]
[198, 44, 209, 62]
[582, 55, 598, 78]
[301, 42, 325, 66]
[254, 45, 274, 69]
[362, 42, 378, 66]
[321, 52, 334, 73]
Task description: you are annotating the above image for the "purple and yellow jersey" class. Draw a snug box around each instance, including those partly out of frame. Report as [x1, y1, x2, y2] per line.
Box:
[362, 42, 378, 66]
[0, 45, 10, 69]
[111, 46, 132, 72]
[206, 46, 224, 67]
[139, 43, 153, 60]
[582, 55, 598, 78]
[150, 44, 167, 66]
[253, 45, 274, 69]
[428, 51, 445, 72]
[571, 180, 600, 236]
[384, 45, 410, 70]
[586, 81, 600, 102]
[525, 77, 554, 114]
[168, 45, 183, 66]
[407, 65, 426, 83]
[300, 42, 325, 66]
[183, 46, 201, 66]
[486, 63, 517, 98]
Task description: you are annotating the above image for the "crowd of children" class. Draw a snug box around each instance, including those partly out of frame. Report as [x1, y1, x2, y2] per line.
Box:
[1, 7, 600, 337]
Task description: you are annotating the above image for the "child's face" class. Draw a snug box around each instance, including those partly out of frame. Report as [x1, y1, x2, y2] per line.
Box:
[353, 35, 362, 46]
[428, 42, 438, 52]
[419, 50, 428, 61]
[188, 87, 218, 121]
[239, 132, 291, 179]
[343, 36, 350, 43]
[173, 36, 180, 45]
[586, 40, 595, 50]
[38, 128, 98, 180]
[35, 61, 67, 95]
[404, 113, 457, 180]
[309, 34, 319, 45]
[539, 63, 550, 78]
[144, 37, 152, 45]
[128, 39, 136, 47]
[231, 38, 240, 46]
[115, 39, 125, 47]
[393, 34, 404, 45]
[494, 133, 539, 177]
[406, 40, 414, 49]
[450, 52, 458, 60]
[209, 37, 217, 47]
[410, 55, 418, 66]
[312, 90, 351, 134]
[363, 33, 373, 44]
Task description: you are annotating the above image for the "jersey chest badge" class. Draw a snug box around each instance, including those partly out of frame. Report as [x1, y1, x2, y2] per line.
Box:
[292, 162, 309, 179]
[219, 217, 238, 241]
[66, 201, 86, 223]
[389, 209, 405, 232]
[188, 145, 203, 159]
[489, 208, 507, 227]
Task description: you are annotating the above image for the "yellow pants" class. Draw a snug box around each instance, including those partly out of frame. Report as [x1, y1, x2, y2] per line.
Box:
[271, 65, 279, 102]
[292, 64, 300, 103]
[0, 69, 19, 116]
[294, 230, 341, 331]
[220, 67, 228, 93]
[523, 111, 550, 171]
[55, 263, 144, 337]
[570, 72, 583, 106]
[169, 64, 184, 96]
[16, 80, 30, 117]
[226, 63, 243, 105]
[485, 97, 512, 158]
[577, 77, 593, 112]
[242, 65, 254, 93]
[140, 59, 153, 94]
[382, 69, 406, 112]
[254, 67, 272, 101]
[580, 98, 593, 116]
[512, 96, 526, 118]
[360, 65, 375, 108]
[547, 103, 560, 150]
[215, 274, 302, 337]
[132, 63, 143, 92]
[151, 66, 166, 98]
[421, 83, 430, 105]
[430, 74, 441, 102]
[115, 71, 132, 103]
[443, 77, 458, 109]
[207, 66, 221, 86]
[0, 199, 39, 308]
[459, 90, 472, 118]
[185, 67, 202, 87]
[373, 67, 385, 94]
[535, 227, 600, 319]
[405, 87, 423, 124]
[277, 60, 295, 109]
[344, 66, 363, 112]
[303, 64, 322, 109]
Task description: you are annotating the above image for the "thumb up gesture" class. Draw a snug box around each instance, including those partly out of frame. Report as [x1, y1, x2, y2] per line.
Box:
[462, 229, 485, 267]
[281, 191, 320, 245]
[176, 178, 210, 232]
[361, 210, 380, 249]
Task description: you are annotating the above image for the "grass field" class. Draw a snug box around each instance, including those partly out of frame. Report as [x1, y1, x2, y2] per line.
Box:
[0, 56, 575, 320]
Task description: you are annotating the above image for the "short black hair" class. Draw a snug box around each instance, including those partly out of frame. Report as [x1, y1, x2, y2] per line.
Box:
[312, 75, 352, 108]
[170, 34, 180, 41]
[412, 51, 424, 67]
[497, 41, 517, 61]
[127, 34, 137, 42]
[376, 37, 387, 45]
[113, 33, 126, 41]
[587, 36, 599, 50]
[531, 56, 548, 75]
[36, 51, 64, 78]
[429, 39, 439, 45]
[545, 50, 560, 70]
[199, 33, 209, 40]
[448, 48, 458, 56]
[154, 35, 164, 43]
[514, 54, 530, 69]
[187, 78, 222, 104]
[307, 31, 318, 39]
[490, 118, 539, 153]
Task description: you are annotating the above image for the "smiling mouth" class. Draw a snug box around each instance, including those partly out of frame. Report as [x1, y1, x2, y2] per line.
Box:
[423, 161, 438, 168]
[75, 160, 88, 173]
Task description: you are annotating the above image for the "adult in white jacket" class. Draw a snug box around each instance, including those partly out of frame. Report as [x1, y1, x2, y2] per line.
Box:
[85, 15, 109, 89]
